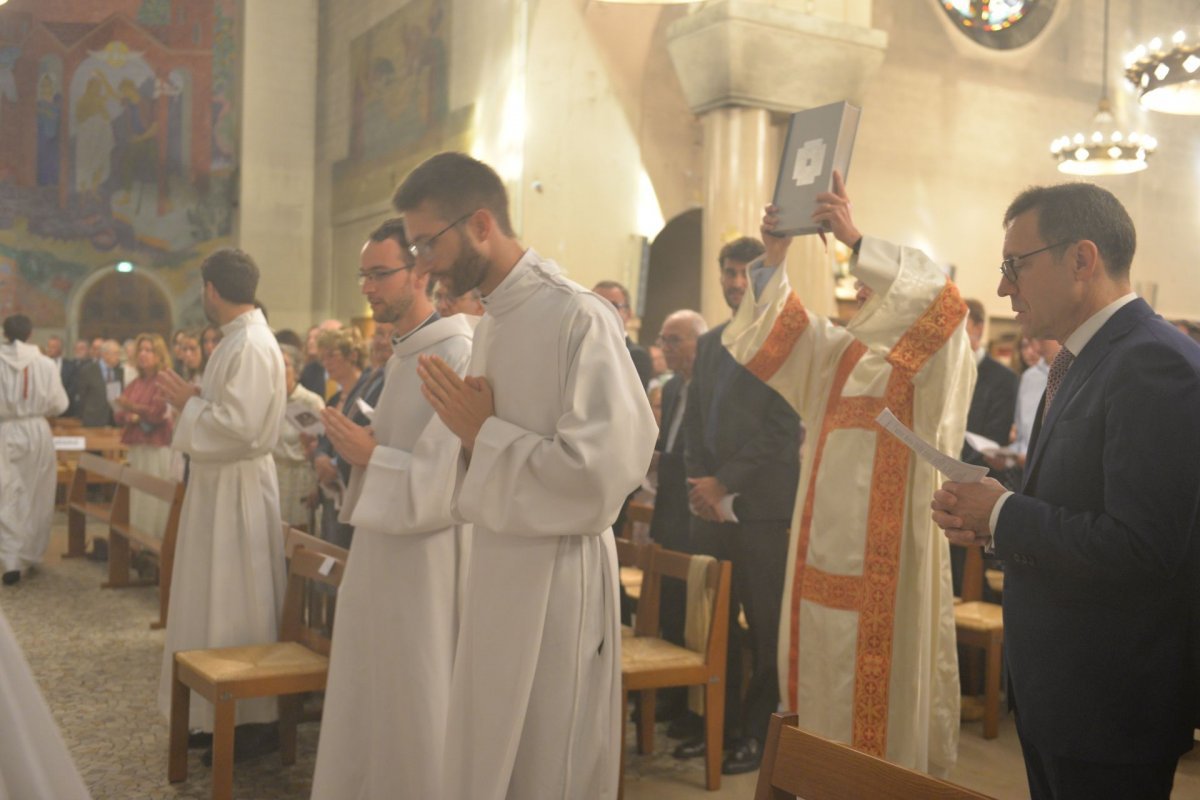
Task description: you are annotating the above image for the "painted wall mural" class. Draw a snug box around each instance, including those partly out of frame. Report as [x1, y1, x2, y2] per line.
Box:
[333, 0, 471, 213]
[0, 0, 238, 335]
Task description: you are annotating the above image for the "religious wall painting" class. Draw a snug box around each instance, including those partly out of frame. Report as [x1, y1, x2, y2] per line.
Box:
[0, 0, 239, 335]
[333, 0, 472, 214]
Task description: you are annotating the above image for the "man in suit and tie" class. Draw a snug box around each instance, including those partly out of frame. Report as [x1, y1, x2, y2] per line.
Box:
[932, 182, 1200, 799]
[647, 309, 707, 725]
[674, 236, 801, 774]
[74, 339, 123, 427]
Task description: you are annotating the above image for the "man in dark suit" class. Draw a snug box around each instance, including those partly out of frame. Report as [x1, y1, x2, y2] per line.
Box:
[674, 236, 801, 774]
[74, 339, 123, 427]
[932, 182, 1200, 799]
[593, 280, 654, 389]
[645, 309, 707, 724]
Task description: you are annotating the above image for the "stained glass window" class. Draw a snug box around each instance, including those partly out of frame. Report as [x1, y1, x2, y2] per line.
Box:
[939, 0, 1055, 50]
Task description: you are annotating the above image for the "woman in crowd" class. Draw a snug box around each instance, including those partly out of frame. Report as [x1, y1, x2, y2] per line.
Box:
[309, 327, 370, 548]
[200, 324, 222, 362]
[112, 332, 173, 539]
[274, 344, 324, 530]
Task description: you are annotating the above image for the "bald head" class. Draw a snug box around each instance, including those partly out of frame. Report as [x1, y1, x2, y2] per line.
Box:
[659, 309, 707, 379]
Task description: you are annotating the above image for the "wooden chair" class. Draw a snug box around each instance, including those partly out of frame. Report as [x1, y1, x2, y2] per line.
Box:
[620, 544, 731, 793]
[754, 712, 996, 799]
[102, 466, 186, 629]
[65, 453, 124, 558]
[951, 542, 1005, 738]
[618, 499, 654, 541]
[167, 530, 347, 800]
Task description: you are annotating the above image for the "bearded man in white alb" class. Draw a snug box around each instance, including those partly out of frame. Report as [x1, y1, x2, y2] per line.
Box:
[0, 314, 69, 586]
[310, 219, 474, 799]
[155, 248, 287, 762]
[398, 152, 657, 800]
[724, 173, 974, 775]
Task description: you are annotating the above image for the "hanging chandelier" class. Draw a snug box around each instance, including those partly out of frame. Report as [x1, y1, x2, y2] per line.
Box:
[1049, 0, 1155, 175]
[1124, 28, 1200, 115]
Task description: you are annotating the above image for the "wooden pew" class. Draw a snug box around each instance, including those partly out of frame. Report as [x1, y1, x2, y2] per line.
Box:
[65, 453, 124, 559]
[102, 466, 187, 630]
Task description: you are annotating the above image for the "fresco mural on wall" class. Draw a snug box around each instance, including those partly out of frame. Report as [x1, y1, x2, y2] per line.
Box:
[333, 0, 472, 213]
[0, 0, 238, 334]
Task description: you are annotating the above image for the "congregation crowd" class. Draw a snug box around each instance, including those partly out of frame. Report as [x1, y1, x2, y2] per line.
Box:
[1, 150, 1198, 800]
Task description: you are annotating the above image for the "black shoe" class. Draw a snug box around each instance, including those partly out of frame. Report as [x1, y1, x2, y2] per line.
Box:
[666, 710, 703, 740]
[672, 734, 707, 760]
[721, 737, 762, 775]
[187, 731, 212, 749]
[1, 571, 19, 586]
[200, 724, 279, 766]
[86, 540, 108, 562]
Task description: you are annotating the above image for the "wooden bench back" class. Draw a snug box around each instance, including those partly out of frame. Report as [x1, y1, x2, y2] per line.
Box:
[282, 524, 348, 561]
[70, 452, 124, 502]
[280, 531, 348, 657]
[754, 713, 995, 800]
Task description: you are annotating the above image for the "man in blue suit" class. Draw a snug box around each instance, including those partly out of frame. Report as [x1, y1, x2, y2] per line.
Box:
[931, 182, 1199, 799]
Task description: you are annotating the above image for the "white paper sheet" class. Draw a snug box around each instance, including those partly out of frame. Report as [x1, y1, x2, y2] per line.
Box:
[354, 397, 375, 422]
[875, 408, 988, 483]
[286, 401, 325, 436]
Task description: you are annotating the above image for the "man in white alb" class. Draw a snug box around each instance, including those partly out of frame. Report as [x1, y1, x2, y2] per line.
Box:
[397, 152, 658, 799]
[310, 219, 474, 799]
[155, 248, 288, 762]
[0, 315, 69, 585]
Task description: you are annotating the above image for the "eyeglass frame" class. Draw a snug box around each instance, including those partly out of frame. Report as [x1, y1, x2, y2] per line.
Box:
[356, 265, 414, 287]
[407, 211, 475, 262]
[999, 239, 1075, 284]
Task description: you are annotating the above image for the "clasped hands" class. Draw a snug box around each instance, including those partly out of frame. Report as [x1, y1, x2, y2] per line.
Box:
[155, 368, 200, 411]
[688, 476, 729, 523]
[930, 477, 1008, 547]
[416, 355, 494, 455]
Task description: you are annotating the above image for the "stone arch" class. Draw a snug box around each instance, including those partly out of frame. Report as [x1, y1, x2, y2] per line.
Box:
[67, 264, 178, 344]
[639, 207, 703, 347]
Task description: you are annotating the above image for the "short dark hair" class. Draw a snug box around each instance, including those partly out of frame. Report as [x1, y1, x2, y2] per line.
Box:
[392, 152, 514, 237]
[201, 248, 259, 304]
[2, 314, 31, 343]
[718, 237, 765, 269]
[1003, 183, 1136, 280]
[592, 280, 630, 307]
[368, 218, 412, 252]
[275, 328, 303, 350]
[964, 298, 986, 326]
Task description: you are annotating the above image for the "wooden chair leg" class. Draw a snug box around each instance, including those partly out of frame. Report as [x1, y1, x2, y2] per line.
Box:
[618, 690, 627, 800]
[211, 698, 236, 800]
[983, 636, 1002, 739]
[104, 533, 130, 588]
[66, 510, 86, 558]
[278, 695, 299, 765]
[637, 689, 655, 755]
[167, 661, 190, 783]
[704, 680, 723, 791]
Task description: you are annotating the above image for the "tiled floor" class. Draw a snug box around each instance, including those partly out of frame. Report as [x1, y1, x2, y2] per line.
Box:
[2, 520, 1198, 799]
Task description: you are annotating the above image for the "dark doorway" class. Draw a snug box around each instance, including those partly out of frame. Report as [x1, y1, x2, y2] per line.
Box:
[78, 268, 172, 342]
[640, 207, 702, 347]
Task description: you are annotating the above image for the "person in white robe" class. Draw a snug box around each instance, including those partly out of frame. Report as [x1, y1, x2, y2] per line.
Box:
[154, 249, 287, 742]
[721, 173, 975, 776]
[311, 219, 474, 799]
[0, 315, 69, 585]
[0, 605, 91, 799]
[397, 152, 658, 800]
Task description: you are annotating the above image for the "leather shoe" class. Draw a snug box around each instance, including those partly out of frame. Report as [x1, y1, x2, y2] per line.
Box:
[722, 737, 762, 775]
[200, 724, 279, 766]
[672, 735, 707, 760]
[666, 711, 703, 740]
[1, 570, 19, 586]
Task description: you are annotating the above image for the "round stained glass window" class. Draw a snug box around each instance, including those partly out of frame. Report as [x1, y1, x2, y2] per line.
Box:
[939, 0, 1057, 49]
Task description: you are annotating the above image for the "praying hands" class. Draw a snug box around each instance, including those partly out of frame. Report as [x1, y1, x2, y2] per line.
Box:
[416, 354, 494, 455]
[929, 477, 1008, 547]
[322, 406, 376, 467]
[155, 368, 200, 411]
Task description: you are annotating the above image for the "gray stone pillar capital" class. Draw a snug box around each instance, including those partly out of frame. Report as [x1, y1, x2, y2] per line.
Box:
[667, 0, 888, 116]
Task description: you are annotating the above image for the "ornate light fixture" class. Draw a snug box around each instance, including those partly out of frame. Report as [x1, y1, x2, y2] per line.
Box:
[1125, 28, 1200, 115]
[1049, 0, 1155, 175]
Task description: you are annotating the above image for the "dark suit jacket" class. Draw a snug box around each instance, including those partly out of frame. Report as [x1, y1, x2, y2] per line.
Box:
[74, 360, 119, 427]
[961, 354, 1018, 466]
[626, 337, 653, 390]
[683, 323, 800, 522]
[996, 298, 1200, 763]
[59, 358, 83, 417]
[648, 374, 690, 551]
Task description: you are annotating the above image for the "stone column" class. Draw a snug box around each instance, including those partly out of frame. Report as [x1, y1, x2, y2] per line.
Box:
[668, 0, 887, 323]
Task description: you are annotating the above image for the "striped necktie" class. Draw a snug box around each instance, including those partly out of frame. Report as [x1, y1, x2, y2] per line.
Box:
[1042, 347, 1075, 418]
